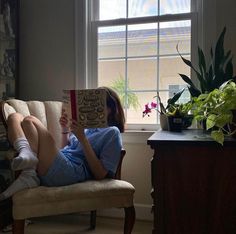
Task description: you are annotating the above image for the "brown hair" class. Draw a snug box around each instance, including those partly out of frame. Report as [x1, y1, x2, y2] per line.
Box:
[99, 87, 125, 133]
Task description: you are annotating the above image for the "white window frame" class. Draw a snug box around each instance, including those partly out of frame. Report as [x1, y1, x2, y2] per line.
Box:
[75, 0, 204, 131]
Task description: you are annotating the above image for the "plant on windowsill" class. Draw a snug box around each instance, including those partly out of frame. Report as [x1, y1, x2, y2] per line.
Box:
[143, 88, 193, 131]
[177, 26, 236, 98]
[192, 81, 236, 145]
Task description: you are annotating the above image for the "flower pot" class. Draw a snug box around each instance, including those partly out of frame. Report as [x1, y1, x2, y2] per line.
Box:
[168, 116, 183, 132]
[160, 114, 169, 131]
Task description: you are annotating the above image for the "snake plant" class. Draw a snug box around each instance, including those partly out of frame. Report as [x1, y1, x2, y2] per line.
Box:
[177, 27, 236, 97]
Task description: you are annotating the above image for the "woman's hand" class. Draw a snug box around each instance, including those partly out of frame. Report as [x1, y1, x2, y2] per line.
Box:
[59, 109, 71, 133]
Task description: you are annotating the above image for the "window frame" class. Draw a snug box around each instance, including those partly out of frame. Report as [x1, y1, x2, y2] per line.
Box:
[76, 0, 203, 131]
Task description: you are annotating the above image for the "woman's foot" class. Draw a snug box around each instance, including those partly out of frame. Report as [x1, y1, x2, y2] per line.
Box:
[0, 169, 39, 201]
[11, 152, 38, 171]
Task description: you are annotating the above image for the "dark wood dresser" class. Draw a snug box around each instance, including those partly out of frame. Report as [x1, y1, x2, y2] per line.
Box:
[147, 129, 236, 234]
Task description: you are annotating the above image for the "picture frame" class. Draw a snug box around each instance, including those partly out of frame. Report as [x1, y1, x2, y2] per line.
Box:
[0, 0, 19, 99]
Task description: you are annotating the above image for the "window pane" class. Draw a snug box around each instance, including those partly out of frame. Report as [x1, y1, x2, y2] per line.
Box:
[159, 56, 190, 90]
[128, 0, 158, 18]
[98, 59, 125, 87]
[99, 0, 126, 20]
[98, 26, 126, 59]
[169, 85, 190, 103]
[159, 20, 191, 55]
[128, 23, 157, 57]
[128, 58, 157, 90]
[160, 0, 191, 15]
[127, 92, 158, 124]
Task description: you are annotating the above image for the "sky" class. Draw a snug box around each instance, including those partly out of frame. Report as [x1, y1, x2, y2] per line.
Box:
[99, 0, 191, 20]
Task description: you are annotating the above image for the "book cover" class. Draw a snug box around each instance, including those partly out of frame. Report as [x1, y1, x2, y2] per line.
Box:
[62, 89, 107, 128]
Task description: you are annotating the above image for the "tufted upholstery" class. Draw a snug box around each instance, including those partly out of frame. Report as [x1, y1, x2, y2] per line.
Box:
[1, 99, 135, 234]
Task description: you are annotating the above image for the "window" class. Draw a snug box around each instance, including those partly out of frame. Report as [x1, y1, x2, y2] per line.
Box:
[87, 0, 200, 130]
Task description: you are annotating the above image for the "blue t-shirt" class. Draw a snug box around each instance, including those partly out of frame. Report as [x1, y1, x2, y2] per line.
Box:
[60, 126, 122, 180]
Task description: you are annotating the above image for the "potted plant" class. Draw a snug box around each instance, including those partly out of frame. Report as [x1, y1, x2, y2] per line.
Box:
[192, 81, 236, 145]
[177, 27, 236, 97]
[143, 89, 193, 131]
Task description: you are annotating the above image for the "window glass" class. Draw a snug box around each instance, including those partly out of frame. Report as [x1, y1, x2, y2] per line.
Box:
[128, 23, 157, 57]
[98, 26, 126, 59]
[99, 0, 126, 20]
[160, 0, 191, 15]
[128, 0, 158, 18]
[159, 20, 191, 55]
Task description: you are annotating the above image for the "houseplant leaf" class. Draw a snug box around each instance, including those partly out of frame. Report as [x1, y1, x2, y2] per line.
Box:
[198, 47, 207, 78]
[211, 130, 224, 145]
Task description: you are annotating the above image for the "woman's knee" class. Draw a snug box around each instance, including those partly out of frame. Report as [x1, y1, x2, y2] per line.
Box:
[7, 112, 24, 125]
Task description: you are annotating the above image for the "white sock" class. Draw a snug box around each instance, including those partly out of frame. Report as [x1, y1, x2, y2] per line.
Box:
[11, 137, 38, 171]
[0, 169, 40, 201]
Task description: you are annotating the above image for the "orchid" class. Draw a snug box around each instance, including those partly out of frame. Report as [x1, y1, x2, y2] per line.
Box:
[142, 101, 159, 117]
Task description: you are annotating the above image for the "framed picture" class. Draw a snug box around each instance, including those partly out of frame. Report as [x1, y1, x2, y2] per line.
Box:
[0, 0, 18, 99]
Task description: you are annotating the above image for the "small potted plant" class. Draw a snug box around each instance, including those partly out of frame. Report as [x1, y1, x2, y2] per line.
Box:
[192, 81, 236, 145]
[143, 89, 193, 131]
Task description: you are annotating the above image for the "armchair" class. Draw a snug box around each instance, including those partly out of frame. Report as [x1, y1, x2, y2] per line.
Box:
[0, 99, 135, 234]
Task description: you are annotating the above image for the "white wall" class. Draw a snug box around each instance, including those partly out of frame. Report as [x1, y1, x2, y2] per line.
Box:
[18, 0, 236, 220]
[19, 0, 75, 100]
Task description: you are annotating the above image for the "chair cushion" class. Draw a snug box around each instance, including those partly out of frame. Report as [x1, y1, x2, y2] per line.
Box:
[12, 179, 135, 219]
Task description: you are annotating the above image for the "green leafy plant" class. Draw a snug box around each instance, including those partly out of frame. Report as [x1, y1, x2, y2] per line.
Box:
[192, 81, 236, 145]
[142, 88, 186, 116]
[177, 27, 236, 97]
[111, 75, 140, 110]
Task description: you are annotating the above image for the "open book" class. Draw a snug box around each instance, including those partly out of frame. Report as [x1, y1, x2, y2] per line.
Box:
[62, 89, 107, 128]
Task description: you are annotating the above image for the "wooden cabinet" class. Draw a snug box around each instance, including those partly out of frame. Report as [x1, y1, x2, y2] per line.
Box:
[147, 129, 236, 234]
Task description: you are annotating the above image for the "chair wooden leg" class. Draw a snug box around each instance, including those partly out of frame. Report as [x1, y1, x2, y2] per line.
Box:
[124, 206, 135, 234]
[90, 210, 96, 229]
[12, 219, 25, 234]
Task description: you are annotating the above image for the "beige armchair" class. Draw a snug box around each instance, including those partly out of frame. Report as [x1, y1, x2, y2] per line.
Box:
[1, 99, 135, 234]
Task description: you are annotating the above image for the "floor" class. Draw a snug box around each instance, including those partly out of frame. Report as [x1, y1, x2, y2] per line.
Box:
[1, 214, 152, 234]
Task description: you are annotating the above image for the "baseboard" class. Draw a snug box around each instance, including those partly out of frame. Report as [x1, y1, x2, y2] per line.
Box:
[97, 203, 153, 221]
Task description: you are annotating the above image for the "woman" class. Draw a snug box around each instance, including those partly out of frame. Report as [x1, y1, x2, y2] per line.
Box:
[0, 87, 125, 200]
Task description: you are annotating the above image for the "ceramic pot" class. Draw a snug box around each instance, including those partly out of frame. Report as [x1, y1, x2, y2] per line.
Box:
[168, 115, 183, 132]
[160, 114, 169, 131]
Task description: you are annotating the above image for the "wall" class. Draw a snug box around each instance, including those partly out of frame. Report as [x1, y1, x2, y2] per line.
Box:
[19, 0, 75, 101]
[19, 0, 236, 220]
[202, 0, 236, 67]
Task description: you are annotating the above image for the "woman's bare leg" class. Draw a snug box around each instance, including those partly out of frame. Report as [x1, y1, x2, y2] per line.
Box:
[0, 113, 40, 201]
[7, 113, 59, 175]
[21, 115, 59, 176]
[7, 113, 38, 170]
[7, 112, 25, 143]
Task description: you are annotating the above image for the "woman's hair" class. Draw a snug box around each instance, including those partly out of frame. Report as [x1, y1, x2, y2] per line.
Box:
[99, 87, 125, 133]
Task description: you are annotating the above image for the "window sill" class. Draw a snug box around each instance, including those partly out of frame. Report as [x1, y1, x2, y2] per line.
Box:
[122, 129, 159, 144]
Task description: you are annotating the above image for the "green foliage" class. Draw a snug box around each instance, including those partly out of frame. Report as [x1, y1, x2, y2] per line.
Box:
[178, 27, 236, 97]
[110, 75, 140, 110]
[155, 88, 192, 118]
[192, 81, 236, 145]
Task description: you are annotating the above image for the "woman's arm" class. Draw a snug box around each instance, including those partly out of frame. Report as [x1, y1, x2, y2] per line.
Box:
[59, 111, 70, 148]
[71, 121, 107, 180]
